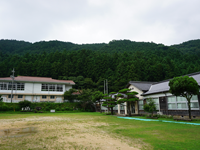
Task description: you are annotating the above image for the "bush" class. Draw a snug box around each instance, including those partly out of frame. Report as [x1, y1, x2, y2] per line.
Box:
[61, 108, 65, 111]
[55, 107, 60, 111]
[45, 106, 50, 111]
[1, 104, 9, 111]
[18, 100, 32, 110]
[144, 98, 156, 117]
[65, 107, 70, 111]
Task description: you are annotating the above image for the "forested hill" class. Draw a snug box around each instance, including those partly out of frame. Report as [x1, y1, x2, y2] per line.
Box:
[0, 39, 107, 55]
[1, 39, 200, 55]
[0, 39, 200, 92]
[171, 39, 200, 55]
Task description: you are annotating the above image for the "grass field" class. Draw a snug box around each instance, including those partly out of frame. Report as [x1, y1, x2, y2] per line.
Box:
[0, 112, 200, 150]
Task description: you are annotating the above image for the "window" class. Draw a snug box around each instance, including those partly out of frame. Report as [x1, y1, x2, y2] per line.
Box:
[8, 95, 14, 98]
[0, 82, 7, 90]
[41, 84, 63, 92]
[56, 84, 63, 92]
[50, 96, 55, 99]
[152, 98, 159, 110]
[139, 100, 143, 110]
[42, 84, 48, 91]
[0, 82, 24, 90]
[191, 95, 199, 109]
[8, 82, 12, 90]
[42, 95, 47, 99]
[49, 84, 55, 91]
[18, 95, 23, 99]
[17, 83, 24, 90]
[120, 104, 124, 110]
[168, 95, 199, 110]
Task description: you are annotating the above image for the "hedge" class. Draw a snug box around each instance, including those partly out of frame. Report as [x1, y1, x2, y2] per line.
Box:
[0, 101, 81, 112]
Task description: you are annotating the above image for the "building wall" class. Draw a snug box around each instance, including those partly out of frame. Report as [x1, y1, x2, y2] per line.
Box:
[128, 85, 144, 100]
[139, 92, 200, 116]
[1, 82, 73, 103]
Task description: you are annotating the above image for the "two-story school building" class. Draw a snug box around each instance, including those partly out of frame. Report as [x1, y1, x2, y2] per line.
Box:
[0, 76, 75, 103]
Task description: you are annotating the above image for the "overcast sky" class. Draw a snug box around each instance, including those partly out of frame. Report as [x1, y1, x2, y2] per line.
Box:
[0, 0, 200, 45]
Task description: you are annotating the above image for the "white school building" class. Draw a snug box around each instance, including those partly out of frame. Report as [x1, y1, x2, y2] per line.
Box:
[0, 76, 75, 103]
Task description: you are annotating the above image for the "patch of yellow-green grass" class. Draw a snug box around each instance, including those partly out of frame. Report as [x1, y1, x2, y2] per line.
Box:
[0, 112, 200, 149]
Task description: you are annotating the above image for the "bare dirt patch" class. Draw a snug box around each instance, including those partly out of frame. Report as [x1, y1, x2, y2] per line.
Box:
[0, 116, 143, 150]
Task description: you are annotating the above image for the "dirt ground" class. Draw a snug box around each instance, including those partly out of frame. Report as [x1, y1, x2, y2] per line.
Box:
[0, 116, 143, 150]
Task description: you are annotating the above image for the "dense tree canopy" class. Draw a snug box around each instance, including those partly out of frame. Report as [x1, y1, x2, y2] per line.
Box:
[0, 39, 200, 92]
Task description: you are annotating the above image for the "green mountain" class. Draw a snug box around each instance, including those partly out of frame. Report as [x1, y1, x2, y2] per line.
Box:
[0, 39, 200, 92]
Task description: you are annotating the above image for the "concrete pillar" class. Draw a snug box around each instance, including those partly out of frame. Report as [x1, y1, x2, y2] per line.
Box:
[125, 102, 127, 114]
[118, 104, 120, 114]
[135, 101, 138, 114]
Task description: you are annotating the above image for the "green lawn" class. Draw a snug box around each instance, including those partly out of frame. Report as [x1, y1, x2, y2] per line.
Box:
[0, 112, 200, 150]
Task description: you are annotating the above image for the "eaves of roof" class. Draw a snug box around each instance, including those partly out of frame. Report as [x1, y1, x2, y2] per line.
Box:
[0, 76, 75, 85]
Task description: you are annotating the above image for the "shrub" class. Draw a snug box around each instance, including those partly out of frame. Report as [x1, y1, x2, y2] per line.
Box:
[55, 107, 60, 111]
[65, 107, 70, 111]
[18, 100, 32, 110]
[1, 104, 9, 111]
[61, 108, 65, 111]
[144, 98, 156, 117]
[45, 106, 50, 111]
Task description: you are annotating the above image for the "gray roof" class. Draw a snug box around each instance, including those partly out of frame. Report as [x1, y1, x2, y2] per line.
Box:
[142, 72, 200, 96]
[126, 81, 156, 92]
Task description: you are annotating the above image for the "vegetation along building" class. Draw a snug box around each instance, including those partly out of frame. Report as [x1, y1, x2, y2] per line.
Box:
[117, 81, 155, 115]
[140, 72, 200, 118]
[0, 76, 75, 103]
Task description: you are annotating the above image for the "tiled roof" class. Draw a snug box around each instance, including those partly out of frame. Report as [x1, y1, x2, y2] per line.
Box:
[0, 76, 75, 85]
[126, 81, 156, 91]
[72, 91, 81, 95]
[142, 72, 200, 96]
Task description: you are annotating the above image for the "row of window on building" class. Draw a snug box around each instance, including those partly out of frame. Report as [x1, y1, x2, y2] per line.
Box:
[138, 95, 199, 110]
[0, 82, 24, 90]
[0, 82, 63, 92]
[41, 84, 63, 92]
[8, 95, 23, 98]
[41, 95, 55, 99]
[8, 95, 55, 99]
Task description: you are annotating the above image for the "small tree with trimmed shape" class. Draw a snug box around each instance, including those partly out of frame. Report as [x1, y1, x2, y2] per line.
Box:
[117, 89, 139, 117]
[92, 91, 104, 113]
[102, 92, 117, 115]
[144, 98, 156, 117]
[169, 76, 199, 119]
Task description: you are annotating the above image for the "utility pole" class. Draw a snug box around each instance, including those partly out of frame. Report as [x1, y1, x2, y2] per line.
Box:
[10, 68, 15, 103]
[106, 79, 108, 94]
[104, 80, 105, 94]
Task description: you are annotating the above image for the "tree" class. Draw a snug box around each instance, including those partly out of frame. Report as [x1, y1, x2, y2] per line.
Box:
[102, 92, 117, 115]
[144, 98, 156, 117]
[78, 89, 93, 111]
[169, 76, 199, 119]
[117, 89, 139, 117]
[0, 95, 3, 102]
[92, 91, 104, 113]
[63, 88, 77, 103]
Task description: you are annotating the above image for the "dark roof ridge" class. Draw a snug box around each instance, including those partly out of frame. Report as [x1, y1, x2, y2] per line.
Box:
[129, 81, 156, 84]
[151, 71, 200, 85]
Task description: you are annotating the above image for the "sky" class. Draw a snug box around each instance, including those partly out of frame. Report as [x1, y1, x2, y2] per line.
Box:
[0, 0, 200, 46]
